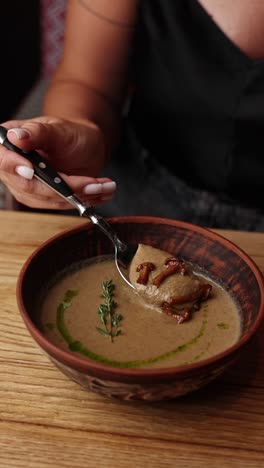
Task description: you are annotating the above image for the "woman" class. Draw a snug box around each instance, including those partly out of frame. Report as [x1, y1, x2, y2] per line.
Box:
[1, 0, 264, 230]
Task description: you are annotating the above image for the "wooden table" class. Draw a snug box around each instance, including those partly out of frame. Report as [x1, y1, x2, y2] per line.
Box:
[0, 210, 264, 468]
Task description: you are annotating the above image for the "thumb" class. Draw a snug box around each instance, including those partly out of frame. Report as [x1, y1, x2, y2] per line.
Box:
[6, 118, 77, 154]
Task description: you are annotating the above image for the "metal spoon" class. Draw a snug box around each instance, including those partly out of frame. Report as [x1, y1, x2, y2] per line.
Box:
[0, 126, 137, 289]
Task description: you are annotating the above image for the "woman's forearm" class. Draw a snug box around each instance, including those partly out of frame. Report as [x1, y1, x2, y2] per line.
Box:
[43, 0, 139, 160]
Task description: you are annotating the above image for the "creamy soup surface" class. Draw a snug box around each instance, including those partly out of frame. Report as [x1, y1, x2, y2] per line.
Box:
[41, 245, 241, 369]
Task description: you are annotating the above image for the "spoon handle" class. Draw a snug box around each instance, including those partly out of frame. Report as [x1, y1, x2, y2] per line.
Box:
[83, 207, 125, 250]
[0, 126, 125, 249]
[0, 126, 74, 199]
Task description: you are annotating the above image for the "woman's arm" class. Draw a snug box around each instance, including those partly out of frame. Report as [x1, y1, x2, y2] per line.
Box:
[44, 0, 139, 155]
[0, 0, 139, 210]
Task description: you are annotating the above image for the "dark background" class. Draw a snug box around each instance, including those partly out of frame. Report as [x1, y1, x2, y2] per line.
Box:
[0, 0, 41, 122]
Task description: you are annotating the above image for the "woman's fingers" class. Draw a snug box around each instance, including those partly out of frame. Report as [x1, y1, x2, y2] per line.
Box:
[59, 173, 117, 202]
[6, 119, 70, 154]
[0, 145, 34, 176]
[4, 117, 101, 157]
[1, 168, 117, 209]
[5, 185, 72, 210]
[0, 117, 110, 210]
[2, 117, 105, 177]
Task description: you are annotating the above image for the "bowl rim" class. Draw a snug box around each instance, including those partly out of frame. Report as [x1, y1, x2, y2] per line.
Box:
[16, 216, 264, 382]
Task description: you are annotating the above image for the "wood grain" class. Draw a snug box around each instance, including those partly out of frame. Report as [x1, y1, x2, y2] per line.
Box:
[0, 211, 264, 467]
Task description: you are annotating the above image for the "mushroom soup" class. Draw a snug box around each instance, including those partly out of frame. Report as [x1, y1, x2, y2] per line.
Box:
[41, 244, 241, 369]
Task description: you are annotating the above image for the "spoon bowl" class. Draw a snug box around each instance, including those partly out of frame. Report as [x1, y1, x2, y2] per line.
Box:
[79, 204, 138, 289]
[114, 242, 138, 289]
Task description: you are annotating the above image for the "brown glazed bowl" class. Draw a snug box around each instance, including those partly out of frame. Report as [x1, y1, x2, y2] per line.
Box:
[17, 217, 264, 402]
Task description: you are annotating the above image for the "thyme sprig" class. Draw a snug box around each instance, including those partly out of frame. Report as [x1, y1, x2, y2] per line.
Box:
[96, 279, 122, 342]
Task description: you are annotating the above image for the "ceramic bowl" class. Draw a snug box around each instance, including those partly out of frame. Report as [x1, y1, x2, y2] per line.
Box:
[16, 217, 264, 401]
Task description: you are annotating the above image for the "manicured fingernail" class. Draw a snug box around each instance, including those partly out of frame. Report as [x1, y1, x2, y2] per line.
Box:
[15, 165, 34, 180]
[101, 181, 116, 194]
[83, 183, 104, 195]
[83, 181, 116, 196]
[8, 128, 31, 140]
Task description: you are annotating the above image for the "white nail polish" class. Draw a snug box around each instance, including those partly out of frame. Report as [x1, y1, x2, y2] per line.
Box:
[101, 181, 117, 194]
[15, 165, 34, 180]
[83, 183, 103, 195]
[8, 128, 31, 140]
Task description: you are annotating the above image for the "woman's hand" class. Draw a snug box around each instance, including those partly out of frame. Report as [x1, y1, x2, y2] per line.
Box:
[0, 116, 116, 210]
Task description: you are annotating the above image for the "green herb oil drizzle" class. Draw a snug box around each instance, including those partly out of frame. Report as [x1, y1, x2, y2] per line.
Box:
[56, 290, 209, 369]
[217, 322, 229, 330]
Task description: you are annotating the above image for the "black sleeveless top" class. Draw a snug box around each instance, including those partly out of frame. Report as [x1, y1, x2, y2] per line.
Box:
[129, 0, 264, 209]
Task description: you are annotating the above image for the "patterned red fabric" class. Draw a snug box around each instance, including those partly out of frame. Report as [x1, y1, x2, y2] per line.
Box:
[40, 0, 67, 77]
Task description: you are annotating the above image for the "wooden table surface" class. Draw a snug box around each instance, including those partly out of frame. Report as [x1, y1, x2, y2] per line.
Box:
[0, 210, 264, 468]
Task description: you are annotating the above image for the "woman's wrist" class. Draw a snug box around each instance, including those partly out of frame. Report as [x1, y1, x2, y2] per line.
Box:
[43, 78, 122, 156]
